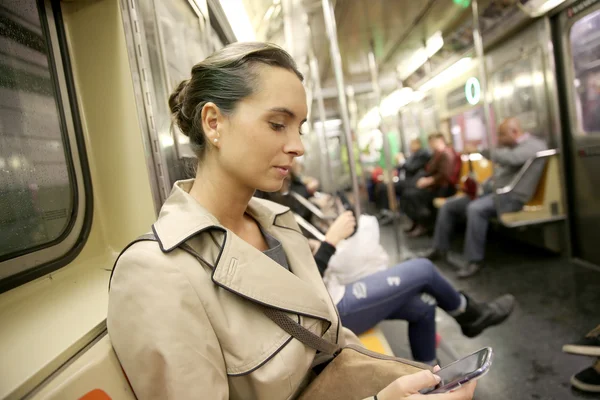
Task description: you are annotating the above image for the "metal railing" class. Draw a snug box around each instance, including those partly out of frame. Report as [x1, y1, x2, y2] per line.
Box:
[496, 149, 558, 195]
[293, 213, 326, 242]
[495, 149, 565, 228]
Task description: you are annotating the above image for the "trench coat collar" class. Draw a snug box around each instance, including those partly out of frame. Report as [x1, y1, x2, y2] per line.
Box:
[152, 180, 333, 324]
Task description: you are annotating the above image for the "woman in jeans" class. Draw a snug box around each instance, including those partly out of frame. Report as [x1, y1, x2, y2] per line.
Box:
[312, 211, 515, 365]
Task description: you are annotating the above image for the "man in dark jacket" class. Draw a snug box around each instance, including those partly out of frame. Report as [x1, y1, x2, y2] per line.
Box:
[401, 133, 457, 236]
[375, 139, 431, 212]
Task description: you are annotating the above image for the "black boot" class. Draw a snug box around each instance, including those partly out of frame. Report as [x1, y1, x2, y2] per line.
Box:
[454, 293, 516, 338]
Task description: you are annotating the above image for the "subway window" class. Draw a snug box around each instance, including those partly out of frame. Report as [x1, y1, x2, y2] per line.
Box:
[0, 0, 90, 289]
[490, 53, 546, 135]
[570, 8, 600, 135]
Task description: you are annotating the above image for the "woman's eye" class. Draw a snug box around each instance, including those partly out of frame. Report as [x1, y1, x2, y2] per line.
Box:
[269, 122, 285, 131]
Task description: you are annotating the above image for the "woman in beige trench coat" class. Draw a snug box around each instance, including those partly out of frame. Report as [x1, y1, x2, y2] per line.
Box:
[107, 42, 476, 400]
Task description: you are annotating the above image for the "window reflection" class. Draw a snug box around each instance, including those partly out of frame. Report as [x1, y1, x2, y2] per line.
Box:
[0, 1, 74, 258]
[491, 56, 542, 134]
[570, 10, 600, 134]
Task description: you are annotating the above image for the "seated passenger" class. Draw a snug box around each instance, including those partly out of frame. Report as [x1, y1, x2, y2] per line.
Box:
[108, 42, 476, 400]
[401, 133, 458, 237]
[562, 324, 600, 393]
[426, 117, 548, 278]
[375, 140, 431, 222]
[312, 211, 515, 365]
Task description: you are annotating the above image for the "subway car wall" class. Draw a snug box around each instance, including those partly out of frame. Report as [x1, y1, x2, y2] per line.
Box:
[0, 0, 599, 399]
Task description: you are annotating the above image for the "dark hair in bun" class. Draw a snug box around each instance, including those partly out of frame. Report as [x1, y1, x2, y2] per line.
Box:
[168, 42, 303, 158]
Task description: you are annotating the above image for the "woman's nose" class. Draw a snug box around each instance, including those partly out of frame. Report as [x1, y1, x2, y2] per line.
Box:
[285, 132, 305, 157]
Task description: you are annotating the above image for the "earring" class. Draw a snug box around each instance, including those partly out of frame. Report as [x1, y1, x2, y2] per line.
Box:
[213, 138, 218, 143]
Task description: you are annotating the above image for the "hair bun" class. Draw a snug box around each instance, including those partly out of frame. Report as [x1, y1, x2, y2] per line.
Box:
[168, 79, 192, 136]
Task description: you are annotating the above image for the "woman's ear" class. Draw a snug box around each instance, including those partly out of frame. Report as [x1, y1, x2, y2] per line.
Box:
[201, 102, 221, 146]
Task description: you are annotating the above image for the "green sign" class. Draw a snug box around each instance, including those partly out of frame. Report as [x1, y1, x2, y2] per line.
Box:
[453, 0, 471, 8]
[465, 77, 481, 105]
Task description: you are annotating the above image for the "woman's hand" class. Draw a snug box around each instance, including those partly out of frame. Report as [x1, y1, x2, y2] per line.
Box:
[377, 368, 476, 400]
[324, 211, 356, 247]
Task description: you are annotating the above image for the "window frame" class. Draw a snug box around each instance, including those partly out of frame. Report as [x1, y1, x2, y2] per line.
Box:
[0, 0, 93, 293]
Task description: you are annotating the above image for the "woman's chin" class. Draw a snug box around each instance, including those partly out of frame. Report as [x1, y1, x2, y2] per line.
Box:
[257, 179, 284, 193]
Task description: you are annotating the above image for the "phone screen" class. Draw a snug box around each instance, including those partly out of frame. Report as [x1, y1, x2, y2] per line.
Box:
[420, 347, 493, 394]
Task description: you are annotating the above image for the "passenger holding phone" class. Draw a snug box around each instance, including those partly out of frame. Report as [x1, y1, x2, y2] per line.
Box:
[311, 211, 515, 367]
[378, 367, 477, 399]
[108, 42, 480, 400]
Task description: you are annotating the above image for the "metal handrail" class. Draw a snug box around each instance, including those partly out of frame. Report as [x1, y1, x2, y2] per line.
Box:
[494, 148, 565, 228]
[289, 191, 335, 221]
[293, 213, 326, 242]
[495, 149, 558, 196]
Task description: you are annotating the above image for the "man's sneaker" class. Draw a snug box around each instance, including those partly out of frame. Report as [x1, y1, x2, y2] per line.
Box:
[563, 325, 600, 356]
[454, 293, 516, 338]
[570, 365, 600, 393]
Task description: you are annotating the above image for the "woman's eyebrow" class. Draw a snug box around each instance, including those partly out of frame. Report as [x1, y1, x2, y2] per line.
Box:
[268, 107, 307, 124]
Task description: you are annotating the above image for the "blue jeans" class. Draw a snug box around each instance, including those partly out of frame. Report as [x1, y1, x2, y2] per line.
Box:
[433, 194, 523, 262]
[336, 259, 462, 363]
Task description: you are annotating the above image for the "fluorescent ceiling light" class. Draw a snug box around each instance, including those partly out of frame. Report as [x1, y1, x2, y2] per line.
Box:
[397, 31, 444, 80]
[358, 107, 382, 130]
[426, 31, 444, 57]
[264, 5, 275, 21]
[380, 87, 414, 117]
[519, 0, 566, 17]
[418, 57, 472, 92]
[412, 90, 426, 102]
[220, 0, 256, 42]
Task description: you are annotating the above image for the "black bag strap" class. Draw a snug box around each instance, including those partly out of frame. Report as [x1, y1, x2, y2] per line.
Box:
[110, 233, 340, 356]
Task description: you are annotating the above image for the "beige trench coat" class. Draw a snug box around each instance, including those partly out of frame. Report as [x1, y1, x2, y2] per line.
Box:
[108, 180, 370, 400]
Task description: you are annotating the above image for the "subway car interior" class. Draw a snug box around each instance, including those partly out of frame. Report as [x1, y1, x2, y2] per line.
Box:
[1, 0, 600, 399]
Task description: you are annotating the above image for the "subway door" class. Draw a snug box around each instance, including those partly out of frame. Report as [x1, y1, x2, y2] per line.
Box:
[555, 2, 600, 266]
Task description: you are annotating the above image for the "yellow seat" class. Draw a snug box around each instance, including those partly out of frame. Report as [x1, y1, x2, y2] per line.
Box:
[29, 333, 136, 400]
[499, 154, 565, 226]
[358, 326, 394, 356]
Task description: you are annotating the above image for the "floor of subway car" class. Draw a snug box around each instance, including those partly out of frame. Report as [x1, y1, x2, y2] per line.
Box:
[377, 222, 600, 400]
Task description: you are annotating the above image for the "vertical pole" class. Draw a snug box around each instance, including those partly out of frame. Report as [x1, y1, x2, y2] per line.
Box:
[309, 54, 335, 192]
[471, 0, 493, 150]
[367, 50, 402, 257]
[321, 0, 361, 217]
[346, 86, 368, 189]
[281, 0, 295, 57]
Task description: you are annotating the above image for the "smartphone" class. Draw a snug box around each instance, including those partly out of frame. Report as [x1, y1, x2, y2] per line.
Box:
[336, 190, 358, 236]
[419, 347, 493, 394]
